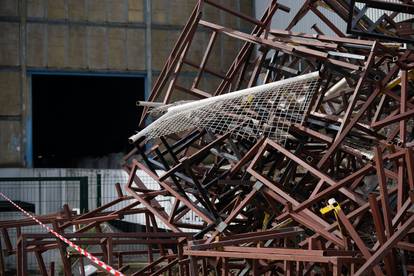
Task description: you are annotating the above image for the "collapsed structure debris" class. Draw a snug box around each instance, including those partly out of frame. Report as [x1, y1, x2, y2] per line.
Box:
[2, 0, 414, 275]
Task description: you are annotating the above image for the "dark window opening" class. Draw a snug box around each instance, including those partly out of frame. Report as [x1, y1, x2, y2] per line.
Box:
[32, 74, 144, 168]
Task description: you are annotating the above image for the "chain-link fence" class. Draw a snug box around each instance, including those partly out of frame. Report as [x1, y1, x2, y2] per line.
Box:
[0, 168, 175, 273]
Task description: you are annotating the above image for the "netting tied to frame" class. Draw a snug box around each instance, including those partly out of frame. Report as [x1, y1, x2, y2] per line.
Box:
[130, 72, 320, 145]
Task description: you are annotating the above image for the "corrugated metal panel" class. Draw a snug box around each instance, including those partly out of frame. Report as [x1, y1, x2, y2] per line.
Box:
[255, 0, 347, 36]
[356, 1, 414, 23]
[255, 0, 413, 35]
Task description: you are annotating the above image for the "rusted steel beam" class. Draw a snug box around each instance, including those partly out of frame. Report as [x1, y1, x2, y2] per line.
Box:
[336, 210, 385, 276]
[368, 194, 397, 276]
[139, 0, 203, 125]
[4, 1, 414, 275]
[184, 248, 364, 263]
[354, 214, 414, 275]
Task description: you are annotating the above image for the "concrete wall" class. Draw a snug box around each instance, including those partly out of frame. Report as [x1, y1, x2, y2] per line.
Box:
[0, 0, 148, 167]
[0, 0, 253, 167]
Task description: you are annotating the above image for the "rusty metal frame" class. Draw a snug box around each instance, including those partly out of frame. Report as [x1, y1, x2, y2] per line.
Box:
[2, 0, 414, 275]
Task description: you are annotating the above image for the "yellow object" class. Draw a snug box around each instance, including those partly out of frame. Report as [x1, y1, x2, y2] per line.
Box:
[320, 198, 341, 215]
[246, 95, 254, 104]
[320, 198, 343, 236]
[262, 212, 270, 230]
[384, 69, 414, 93]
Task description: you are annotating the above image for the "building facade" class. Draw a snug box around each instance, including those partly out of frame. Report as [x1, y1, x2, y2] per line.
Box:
[0, 0, 253, 167]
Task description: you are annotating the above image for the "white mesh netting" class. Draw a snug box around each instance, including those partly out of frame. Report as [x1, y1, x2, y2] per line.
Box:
[147, 100, 193, 117]
[130, 72, 320, 144]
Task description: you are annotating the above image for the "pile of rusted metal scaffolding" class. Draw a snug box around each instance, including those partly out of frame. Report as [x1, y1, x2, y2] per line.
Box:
[2, 0, 414, 275]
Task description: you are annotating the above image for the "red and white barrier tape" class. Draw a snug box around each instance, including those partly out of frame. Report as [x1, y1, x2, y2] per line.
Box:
[0, 192, 125, 276]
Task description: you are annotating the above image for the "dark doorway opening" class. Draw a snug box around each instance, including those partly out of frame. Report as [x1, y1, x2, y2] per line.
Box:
[32, 74, 144, 168]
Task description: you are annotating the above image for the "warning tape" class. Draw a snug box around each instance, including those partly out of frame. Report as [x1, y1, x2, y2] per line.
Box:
[0, 192, 125, 276]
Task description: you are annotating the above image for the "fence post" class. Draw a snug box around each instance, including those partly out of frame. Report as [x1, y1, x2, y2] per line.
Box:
[38, 177, 42, 214]
[96, 174, 102, 208]
[79, 177, 88, 213]
[0, 235, 5, 276]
